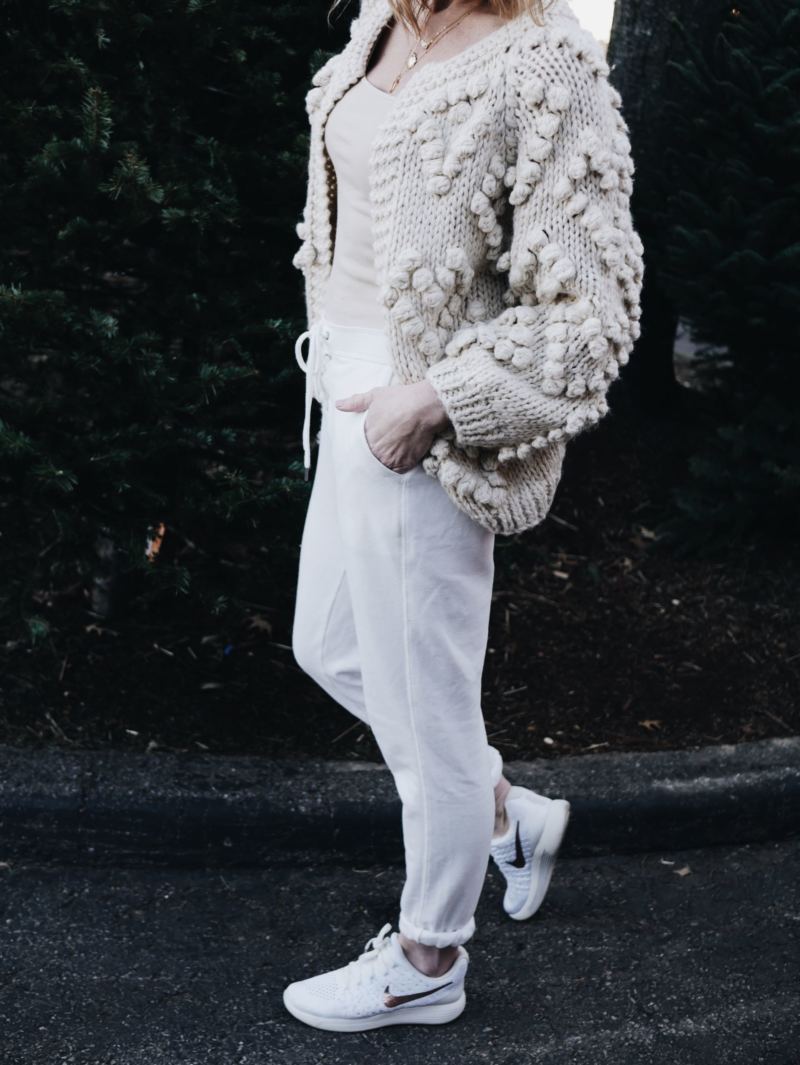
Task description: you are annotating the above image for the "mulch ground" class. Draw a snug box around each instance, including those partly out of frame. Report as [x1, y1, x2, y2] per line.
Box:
[2, 387, 798, 763]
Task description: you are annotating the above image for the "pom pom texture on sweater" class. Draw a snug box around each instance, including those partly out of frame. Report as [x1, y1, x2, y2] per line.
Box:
[292, 0, 644, 535]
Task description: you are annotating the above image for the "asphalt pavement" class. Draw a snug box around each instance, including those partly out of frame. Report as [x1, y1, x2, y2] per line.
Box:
[2, 836, 798, 1065]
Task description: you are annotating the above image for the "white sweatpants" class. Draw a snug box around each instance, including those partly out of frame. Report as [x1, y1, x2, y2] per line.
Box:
[292, 315, 504, 948]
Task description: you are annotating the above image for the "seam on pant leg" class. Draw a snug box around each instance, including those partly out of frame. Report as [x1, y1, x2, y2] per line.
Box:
[318, 568, 346, 677]
[318, 568, 369, 725]
[399, 476, 432, 935]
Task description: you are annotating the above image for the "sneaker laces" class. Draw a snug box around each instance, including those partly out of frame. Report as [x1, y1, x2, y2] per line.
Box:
[342, 923, 395, 990]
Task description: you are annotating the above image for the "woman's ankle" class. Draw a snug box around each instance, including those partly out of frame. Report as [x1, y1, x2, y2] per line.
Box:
[397, 933, 459, 977]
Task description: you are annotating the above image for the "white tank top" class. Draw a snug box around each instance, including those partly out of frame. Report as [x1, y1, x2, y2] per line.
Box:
[322, 76, 398, 330]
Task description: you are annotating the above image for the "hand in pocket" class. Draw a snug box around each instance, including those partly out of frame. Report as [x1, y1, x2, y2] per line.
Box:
[336, 380, 451, 474]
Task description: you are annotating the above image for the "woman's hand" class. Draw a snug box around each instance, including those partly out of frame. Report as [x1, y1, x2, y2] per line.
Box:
[335, 380, 451, 474]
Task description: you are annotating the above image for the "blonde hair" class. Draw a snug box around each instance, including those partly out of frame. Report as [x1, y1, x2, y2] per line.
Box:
[329, 0, 556, 37]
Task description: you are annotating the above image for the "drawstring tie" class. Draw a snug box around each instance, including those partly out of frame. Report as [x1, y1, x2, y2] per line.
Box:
[294, 322, 325, 481]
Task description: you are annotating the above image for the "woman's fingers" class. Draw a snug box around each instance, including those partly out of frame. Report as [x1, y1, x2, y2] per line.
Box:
[335, 389, 375, 412]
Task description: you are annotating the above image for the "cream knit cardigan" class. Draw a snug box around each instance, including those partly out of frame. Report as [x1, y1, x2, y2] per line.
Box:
[292, 0, 644, 535]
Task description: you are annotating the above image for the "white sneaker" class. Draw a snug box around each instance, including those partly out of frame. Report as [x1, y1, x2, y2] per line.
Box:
[282, 923, 468, 1032]
[489, 785, 571, 921]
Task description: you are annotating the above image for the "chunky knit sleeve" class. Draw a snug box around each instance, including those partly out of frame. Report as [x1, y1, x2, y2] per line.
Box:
[424, 36, 645, 458]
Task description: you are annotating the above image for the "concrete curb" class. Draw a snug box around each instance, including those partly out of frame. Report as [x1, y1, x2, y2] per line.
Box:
[1, 737, 799, 866]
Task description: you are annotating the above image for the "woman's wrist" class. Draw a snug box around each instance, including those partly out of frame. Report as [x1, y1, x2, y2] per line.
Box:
[410, 379, 451, 433]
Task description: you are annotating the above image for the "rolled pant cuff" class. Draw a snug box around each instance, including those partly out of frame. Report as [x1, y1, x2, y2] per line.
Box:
[398, 913, 476, 948]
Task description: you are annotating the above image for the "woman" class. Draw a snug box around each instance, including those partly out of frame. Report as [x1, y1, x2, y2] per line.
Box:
[286, 0, 644, 1032]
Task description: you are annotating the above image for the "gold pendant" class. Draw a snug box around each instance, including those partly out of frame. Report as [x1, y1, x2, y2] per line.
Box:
[406, 51, 418, 68]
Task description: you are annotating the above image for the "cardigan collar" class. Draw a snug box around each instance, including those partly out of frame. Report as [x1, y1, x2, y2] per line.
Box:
[317, 0, 569, 125]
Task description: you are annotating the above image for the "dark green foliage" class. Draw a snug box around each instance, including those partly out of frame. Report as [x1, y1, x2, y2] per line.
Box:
[0, 0, 350, 632]
[654, 0, 800, 543]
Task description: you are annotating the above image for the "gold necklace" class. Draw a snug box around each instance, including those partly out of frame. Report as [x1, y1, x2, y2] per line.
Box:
[388, 3, 479, 94]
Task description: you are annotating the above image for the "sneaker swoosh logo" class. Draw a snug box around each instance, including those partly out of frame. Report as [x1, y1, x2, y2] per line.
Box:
[383, 981, 453, 1008]
[508, 820, 526, 868]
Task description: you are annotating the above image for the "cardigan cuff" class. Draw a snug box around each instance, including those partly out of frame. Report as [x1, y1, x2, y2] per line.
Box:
[425, 344, 606, 453]
[425, 354, 508, 448]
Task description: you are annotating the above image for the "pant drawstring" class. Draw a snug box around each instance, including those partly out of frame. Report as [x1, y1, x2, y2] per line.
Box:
[294, 322, 323, 481]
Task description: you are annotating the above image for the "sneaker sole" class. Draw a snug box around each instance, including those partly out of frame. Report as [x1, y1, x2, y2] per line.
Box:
[282, 989, 467, 1032]
[507, 797, 571, 921]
